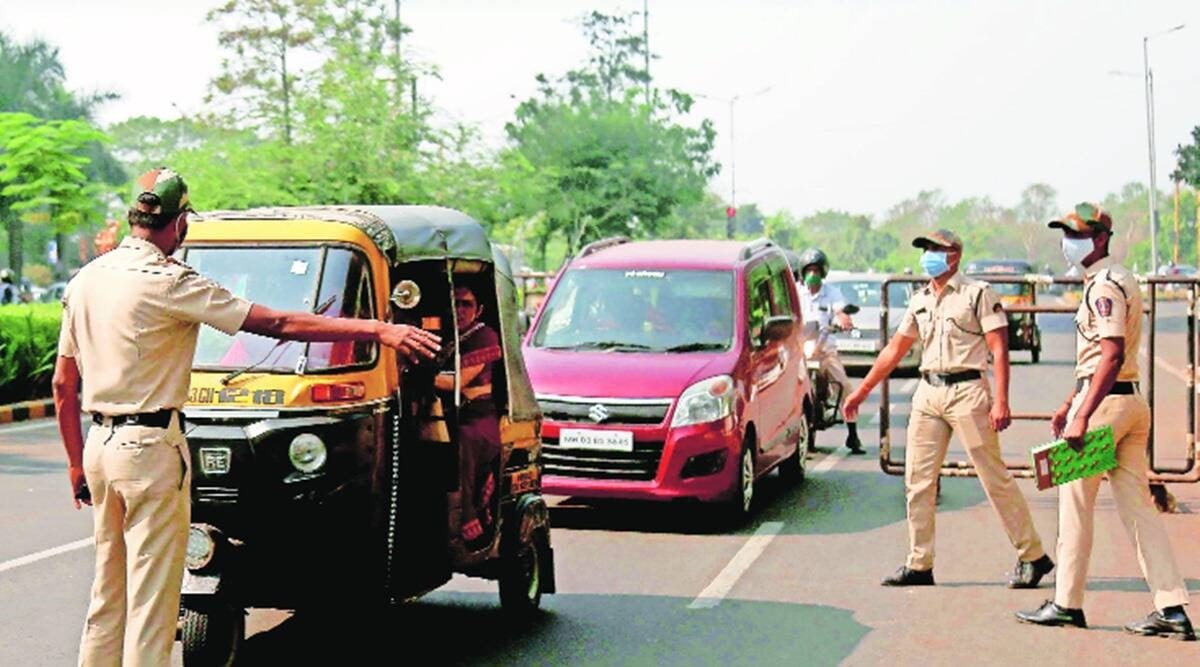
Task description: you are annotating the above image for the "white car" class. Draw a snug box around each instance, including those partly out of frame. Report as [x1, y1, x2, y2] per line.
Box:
[823, 271, 921, 374]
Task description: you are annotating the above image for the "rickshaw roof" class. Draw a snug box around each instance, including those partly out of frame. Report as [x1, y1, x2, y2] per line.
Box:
[198, 205, 494, 265]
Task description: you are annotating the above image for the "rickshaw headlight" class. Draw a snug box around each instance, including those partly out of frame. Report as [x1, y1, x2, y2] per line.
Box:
[186, 525, 216, 571]
[288, 433, 327, 473]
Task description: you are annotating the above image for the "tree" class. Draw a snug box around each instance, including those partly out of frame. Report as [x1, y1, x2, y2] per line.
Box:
[1172, 125, 1200, 189]
[1015, 183, 1058, 263]
[503, 11, 717, 254]
[207, 0, 322, 143]
[0, 113, 109, 278]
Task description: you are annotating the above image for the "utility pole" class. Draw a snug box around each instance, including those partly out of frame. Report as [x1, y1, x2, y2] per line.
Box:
[643, 0, 650, 108]
[1174, 180, 1180, 265]
[1143, 24, 1186, 274]
[696, 86, 773, 239]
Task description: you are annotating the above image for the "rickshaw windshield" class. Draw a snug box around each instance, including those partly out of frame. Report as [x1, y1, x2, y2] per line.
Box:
[186, 245, 378, 372]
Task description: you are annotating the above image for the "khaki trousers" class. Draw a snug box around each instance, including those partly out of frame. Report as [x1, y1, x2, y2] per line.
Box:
[79, 415, 190, 667]
[819, 353, 854, 421]
[1054, 392, 1189, 610]
[905, 379, 1045, 570]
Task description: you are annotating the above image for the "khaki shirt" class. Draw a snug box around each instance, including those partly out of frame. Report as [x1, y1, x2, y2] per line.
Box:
[58, 237, 252, 415]
[1074, 257, 1141, 381]
[897, 272, 1007, 372]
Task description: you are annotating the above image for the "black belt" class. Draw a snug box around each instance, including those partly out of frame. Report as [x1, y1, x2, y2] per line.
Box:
[921, 370, 982, 387]
[92, 409, 177, 428]
[1075, 378, 1139, 395]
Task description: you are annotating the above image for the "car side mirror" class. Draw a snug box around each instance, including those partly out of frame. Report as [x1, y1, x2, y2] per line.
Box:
[843, 304, 860, 315]
[762, 315, 795, 343]
[517, 310, 531, 336]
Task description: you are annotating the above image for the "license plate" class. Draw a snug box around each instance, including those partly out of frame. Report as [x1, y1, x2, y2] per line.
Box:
[839, 339, 879, 352]
[559, 429, 634, 452]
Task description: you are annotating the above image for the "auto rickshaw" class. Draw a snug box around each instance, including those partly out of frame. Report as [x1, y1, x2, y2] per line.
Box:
[176, 205, 554, 665]
[964, 259, 1042, 363]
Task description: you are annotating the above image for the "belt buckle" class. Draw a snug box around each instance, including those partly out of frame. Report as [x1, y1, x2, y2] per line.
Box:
[926, 373, 945, 387]
[125, 414, 140, 425]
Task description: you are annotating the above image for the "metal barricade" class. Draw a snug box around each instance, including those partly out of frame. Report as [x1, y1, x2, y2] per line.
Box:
[877, 274, 1200, 485]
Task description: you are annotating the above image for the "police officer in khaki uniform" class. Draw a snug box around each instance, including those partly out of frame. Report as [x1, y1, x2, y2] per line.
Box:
[1016, 203, 1193, 640]
[53, 168, 442, 666]
[844, 229, 1052, 587]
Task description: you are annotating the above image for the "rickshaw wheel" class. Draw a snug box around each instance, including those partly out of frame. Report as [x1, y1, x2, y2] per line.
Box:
[181, 603, 244, 667]
[499, 527, 547, 619]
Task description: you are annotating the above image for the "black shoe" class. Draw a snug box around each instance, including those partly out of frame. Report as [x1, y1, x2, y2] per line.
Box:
[881, 566, 934, 587]
[1008, 555, 1055, 589]
[1015, 600, 1087, 628]
[845, 436, 865, 455]
[1124, 608, 1196, 641]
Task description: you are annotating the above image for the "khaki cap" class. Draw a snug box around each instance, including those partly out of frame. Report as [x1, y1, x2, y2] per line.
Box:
[912, 229, 963, 251]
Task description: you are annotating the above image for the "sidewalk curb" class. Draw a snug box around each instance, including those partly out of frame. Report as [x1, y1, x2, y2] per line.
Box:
[0, 398, 55, 425]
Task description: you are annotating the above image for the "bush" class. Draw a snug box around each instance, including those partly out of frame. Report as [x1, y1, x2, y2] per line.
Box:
[23, 263, 53, 287]
[0, 303, 62, 404]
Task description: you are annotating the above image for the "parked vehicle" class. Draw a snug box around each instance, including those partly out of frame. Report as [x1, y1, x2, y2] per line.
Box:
[822, 272, 921, 373]
[963, 259, 1042, 363]
[523, 237, 812, 522]
[177, 206, 554, 665]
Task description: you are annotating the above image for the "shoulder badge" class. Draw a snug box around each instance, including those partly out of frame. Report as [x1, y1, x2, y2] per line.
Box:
[1095, 296, 1113, 317]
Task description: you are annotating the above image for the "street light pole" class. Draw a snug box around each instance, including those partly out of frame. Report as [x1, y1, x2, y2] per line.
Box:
[697, 86, 772, 239]
[1143, 23, 1185, 275]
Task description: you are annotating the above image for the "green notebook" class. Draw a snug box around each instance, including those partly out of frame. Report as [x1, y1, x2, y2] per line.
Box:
[1030, 425, 1117, 490]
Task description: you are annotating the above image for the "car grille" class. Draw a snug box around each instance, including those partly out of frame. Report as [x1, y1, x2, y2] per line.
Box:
[541, 437, 665, 481]
[536, 397, 672, 426]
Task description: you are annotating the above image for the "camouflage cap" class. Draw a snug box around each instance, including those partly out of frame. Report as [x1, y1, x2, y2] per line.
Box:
[1048, 202, 1112, 234]
[132, 167, 191, 218]
[911, 229, 963, 251]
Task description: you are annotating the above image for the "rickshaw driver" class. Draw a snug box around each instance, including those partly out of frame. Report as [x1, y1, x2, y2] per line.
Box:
[435, 284, 504, 550]
[796, 247, 864, 454]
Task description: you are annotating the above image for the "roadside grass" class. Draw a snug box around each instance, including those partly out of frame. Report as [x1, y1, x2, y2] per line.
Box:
[0, 303, 61, 404]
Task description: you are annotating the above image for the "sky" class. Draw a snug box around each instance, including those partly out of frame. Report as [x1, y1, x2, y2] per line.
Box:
[3, 0, 1199, 220]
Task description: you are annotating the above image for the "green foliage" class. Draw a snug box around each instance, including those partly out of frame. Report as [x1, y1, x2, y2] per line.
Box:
[1172, 126, 1200, 189]
[0, 303, 61, 403]
[502, 10, 718, 255]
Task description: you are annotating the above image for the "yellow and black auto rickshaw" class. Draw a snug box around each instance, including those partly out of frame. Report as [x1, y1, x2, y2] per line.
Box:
[176, 206, 554, 665]
[964, 259, 1042, 363]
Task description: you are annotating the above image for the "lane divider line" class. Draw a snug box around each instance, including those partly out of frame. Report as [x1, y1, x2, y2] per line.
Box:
[0, 537, 93, 574]
[812, 448, 849, 474]
[688, 521, 784, 609]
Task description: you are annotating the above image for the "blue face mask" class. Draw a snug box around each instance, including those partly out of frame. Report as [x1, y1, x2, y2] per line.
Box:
[920, 250, 950, 278]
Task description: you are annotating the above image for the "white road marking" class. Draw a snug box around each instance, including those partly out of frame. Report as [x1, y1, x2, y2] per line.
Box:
[811, 448, 849, 474]
[0, 537, 93, 574]
[1153, 354, 1193, 387]
[688, 521, 784, 609]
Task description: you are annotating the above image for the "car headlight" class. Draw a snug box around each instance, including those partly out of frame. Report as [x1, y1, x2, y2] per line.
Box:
[803, 340, 817, 358]
[186, 525, 216, 571]
[288, 433, 327, 473]
[671, 375, 734, 428]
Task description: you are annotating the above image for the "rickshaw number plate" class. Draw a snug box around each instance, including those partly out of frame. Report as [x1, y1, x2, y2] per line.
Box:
[839, 339, 878, 352]
[560, 429, 634, 452]
[199, 447, 232, 475]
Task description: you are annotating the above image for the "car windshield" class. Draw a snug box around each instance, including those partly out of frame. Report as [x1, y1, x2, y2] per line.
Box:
[531, 268, 734, 352]
[185, 245, 377, 372]
[828, 280, 910, 309]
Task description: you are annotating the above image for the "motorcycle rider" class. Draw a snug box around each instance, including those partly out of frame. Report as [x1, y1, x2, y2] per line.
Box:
[796, 248, 864, 454]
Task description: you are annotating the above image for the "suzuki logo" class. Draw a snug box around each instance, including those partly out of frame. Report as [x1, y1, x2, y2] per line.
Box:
[850, 328, 862, 339]
[588, 403, 610, 423]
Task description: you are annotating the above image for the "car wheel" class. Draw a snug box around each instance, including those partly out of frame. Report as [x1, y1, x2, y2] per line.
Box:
[723, 439, 756, 525]
[779, 413, 808, 484]
[180, 603, 243, 667]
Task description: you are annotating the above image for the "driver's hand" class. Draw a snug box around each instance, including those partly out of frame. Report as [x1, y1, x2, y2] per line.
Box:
[381, 324, 441, 363]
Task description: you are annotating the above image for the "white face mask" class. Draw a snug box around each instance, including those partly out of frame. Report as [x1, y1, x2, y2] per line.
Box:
[1061, 237, 1094, 268]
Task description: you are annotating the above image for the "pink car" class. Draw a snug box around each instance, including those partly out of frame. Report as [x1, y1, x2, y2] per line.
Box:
[522, 238, 813, 520]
